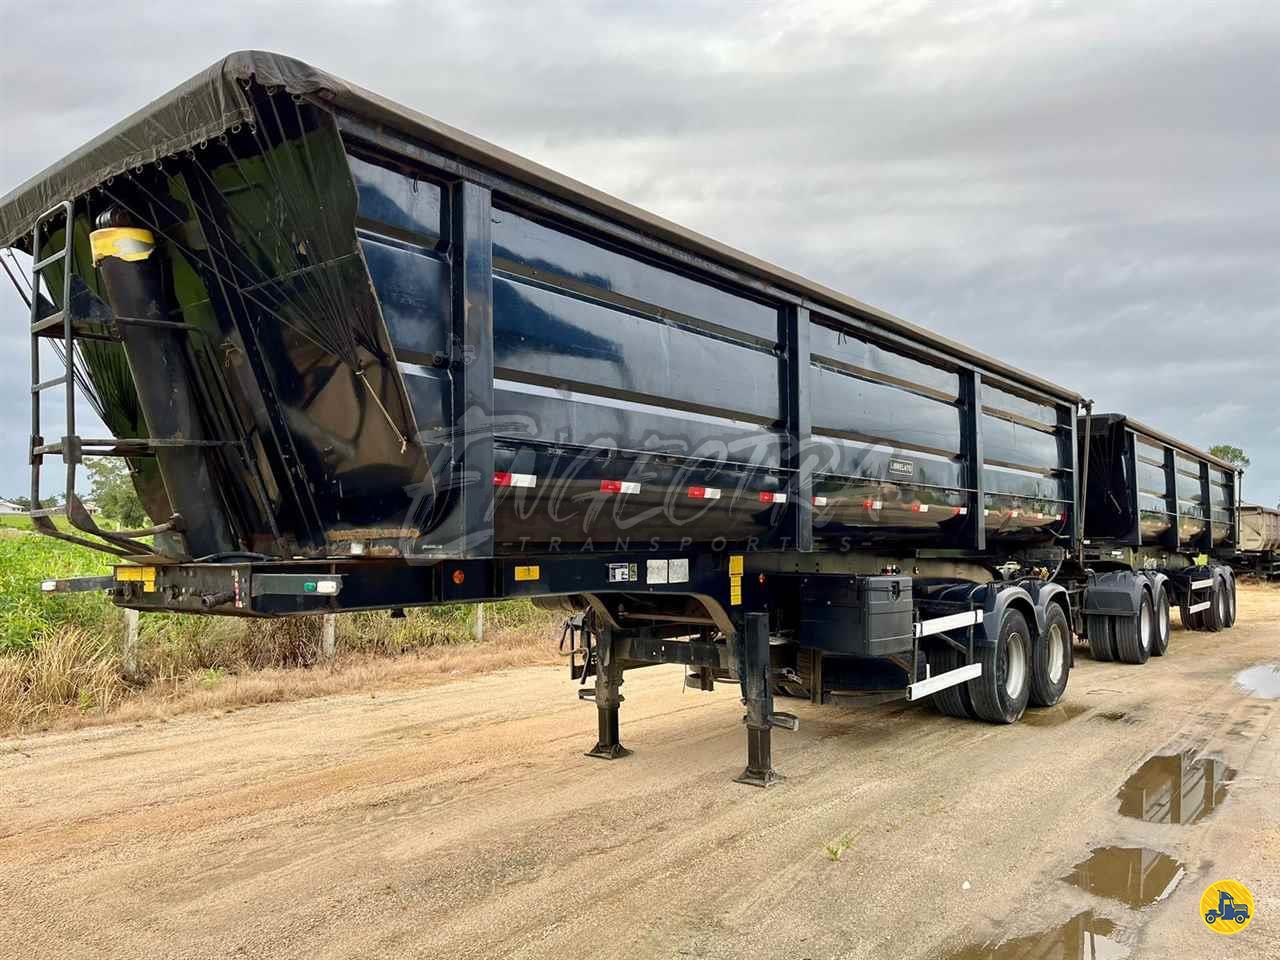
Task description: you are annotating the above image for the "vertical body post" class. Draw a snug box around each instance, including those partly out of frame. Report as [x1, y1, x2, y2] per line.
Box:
[783, 305, 813, 552]
[585, 625, 630, 759]
[735, 611, 780, 787]
[320, 613, 337, 660]
[122, 608, 140, 680]
[960, 370, 986, 552]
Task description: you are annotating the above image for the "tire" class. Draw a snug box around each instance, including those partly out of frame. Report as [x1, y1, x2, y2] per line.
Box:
[969, 608, 1031, 724]
[1180, 603, 1202, 631]
[1087, 614, 1115, 661]
[1030, 603, 1071, 707]
[1151, 585, 1172, 656]
[1222, 573, 1237, 628]
[1115, 591, 1153, 664]
[1203, 579, 1225, 633]
[928, 645, 973, 719]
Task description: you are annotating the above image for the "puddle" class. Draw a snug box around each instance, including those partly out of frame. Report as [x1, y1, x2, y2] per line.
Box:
[941, 910, 1128, 960]
[1064, 846, 1185, 907]
[1117, 751, 1234, 825]
[1235, 663, 1280, 699]
[1022, 703, 1089, 727]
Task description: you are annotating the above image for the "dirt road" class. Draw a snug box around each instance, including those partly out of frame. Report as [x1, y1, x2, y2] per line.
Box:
[2, 586, 1278, 959]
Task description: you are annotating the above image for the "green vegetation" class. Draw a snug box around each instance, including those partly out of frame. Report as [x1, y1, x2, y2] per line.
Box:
[0, 517, 556, 730]
[1209, 444, 1250, 471]
[85, 458, 147, 527]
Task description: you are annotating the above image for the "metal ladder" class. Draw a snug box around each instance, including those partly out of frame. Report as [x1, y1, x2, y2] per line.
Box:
[23, 201, 248, 559]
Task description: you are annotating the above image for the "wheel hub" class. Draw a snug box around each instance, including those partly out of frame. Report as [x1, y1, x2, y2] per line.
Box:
[1005, 631, 1027, 699]
[1047, 624, 1065, 684]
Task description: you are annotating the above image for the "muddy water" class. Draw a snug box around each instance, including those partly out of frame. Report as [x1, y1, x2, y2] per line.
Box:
[1235, 663, 1280, 699]
[1064, 846, 1185, 907]
[1116, 751, 1234, 825]
[940, 910, 1128, 959]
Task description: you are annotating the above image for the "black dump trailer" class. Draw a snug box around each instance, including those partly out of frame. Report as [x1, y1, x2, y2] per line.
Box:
[1077, 414, 1242, 655]
[0, 52, 1239, 784]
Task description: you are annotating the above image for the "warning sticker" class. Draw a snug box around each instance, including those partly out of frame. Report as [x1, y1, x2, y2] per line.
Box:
[608, 562, 637, 583]
[729, 554, 744, 576]
[730, 575, 742, 606]
[647, 559, 669, 584]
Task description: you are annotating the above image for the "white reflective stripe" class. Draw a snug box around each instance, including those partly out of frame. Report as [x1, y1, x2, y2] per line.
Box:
[772, 493, 788, 504]
[958, 507, 968, 515]
[873, 500, 883, 510]
[1188, 601, 1211, 613]
[813, 496, 828, 507]
[41, 580, 57, 592]
[913, 609, 984, 639]
[505, 473, 537, 488]
[1190, 578, 1213, 590]
[908, 663, 982, 701]
[619, 481, 642, 495]
[918, 504, 929, 513]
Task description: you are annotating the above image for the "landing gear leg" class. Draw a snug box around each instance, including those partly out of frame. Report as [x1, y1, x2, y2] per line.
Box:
[585, 626, 631, 760]
[735, 612, 783, 787]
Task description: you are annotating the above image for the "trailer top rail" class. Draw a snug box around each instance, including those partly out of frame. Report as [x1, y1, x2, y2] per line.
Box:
[0, 50, 1081, 406]
[1085, 413, 1243, 474]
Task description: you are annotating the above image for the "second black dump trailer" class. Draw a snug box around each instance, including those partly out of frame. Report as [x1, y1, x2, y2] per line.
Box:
[0, 52, 1246, 785]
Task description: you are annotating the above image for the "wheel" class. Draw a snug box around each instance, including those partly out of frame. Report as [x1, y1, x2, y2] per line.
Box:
[1115, 591, 1153, 664]
[1222, 573, 1237, 628]
[1205, 913, 1217, 924]
[1203, 579, 1225, 633]
[1030, 603, 1071, 707]
[1087, 614, 1115, 661]
[1235, 915, 1246, 925]
[1180, 603, 1201, 631]
[969, 608, 1031, 724]
[928, 645, 973, 719]
[1151, 585, 1171, 656]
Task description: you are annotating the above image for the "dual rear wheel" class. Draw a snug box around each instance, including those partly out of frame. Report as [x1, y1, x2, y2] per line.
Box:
[932, 604, 1071, 724]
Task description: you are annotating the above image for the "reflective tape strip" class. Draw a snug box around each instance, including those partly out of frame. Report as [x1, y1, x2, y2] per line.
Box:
[687, 486, 721, 500]
[913, 609, 984, 639]
[600, 480, 641, 494]
[1188, 600, 1211, 613]
[759, 491, 787, 504]
[494, 472, 537, 488]
[813, 495, 828, 507]
[911, 503, 930, 513]
[1190, 578, 1214, 590]
[863, 499, 883, 510]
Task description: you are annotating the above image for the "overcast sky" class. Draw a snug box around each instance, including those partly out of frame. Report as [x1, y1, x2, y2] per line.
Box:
[1, 0, 1276, 508]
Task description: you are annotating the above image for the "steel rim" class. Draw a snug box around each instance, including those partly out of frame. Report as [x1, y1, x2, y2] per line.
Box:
[1140, 600, 1152, 651]
[1218, 586, 1228, 623]
[1159, 595, 1170, 645]
[1228, 582, 1236, 622]
[1005, 631, 1027, 699]
[1047, 623, 1065, 684]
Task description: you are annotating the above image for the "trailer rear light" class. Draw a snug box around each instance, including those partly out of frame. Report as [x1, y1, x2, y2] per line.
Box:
[687, 486, 721, 500]
[759, 491, 787, 504]
[600, 480, 641, 494]
[494, 472, 536, 488]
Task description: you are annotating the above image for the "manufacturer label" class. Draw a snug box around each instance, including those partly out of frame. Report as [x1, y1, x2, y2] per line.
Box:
[608, 562, 637, 583]
[888, 458, 914, 477]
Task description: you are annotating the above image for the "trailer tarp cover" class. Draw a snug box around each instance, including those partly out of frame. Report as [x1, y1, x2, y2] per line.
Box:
[0, 50, 1081, 403]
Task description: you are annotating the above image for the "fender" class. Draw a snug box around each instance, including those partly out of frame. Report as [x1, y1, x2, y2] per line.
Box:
[1083, 570, 1145, 617]
[916, 579, 1037, 647]
[1019, 579, 1071, 635]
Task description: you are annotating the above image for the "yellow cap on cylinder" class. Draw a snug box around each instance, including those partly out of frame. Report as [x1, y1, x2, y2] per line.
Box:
[89, 227, 155, 265]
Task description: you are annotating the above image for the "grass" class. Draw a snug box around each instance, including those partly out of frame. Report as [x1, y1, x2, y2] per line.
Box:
[0, 517, 561, 733]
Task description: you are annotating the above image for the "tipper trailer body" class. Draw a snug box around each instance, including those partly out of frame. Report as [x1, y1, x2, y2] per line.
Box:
[1236, 506, 1280, 579]
[0, 52, 1242, 783]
